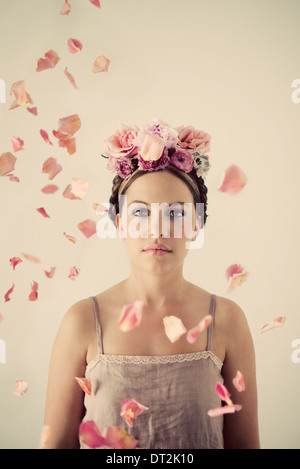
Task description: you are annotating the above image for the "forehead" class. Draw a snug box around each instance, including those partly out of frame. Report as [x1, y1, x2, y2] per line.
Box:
[124, 170, 194, 204]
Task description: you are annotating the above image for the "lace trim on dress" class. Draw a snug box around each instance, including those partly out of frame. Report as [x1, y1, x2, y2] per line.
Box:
[86, 350, 223, 373]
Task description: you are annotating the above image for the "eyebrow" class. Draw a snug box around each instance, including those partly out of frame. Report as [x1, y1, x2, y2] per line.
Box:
[128, 200, 187, 206]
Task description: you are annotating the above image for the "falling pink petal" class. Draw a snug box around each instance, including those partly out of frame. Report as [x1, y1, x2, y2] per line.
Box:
[120, 399, 149, 427]
[260, 316, 286, 333]
[21, 253, 41, 263]
[44, 267, 56, 278]
[64, 67, 78, 89]
[94, 202, 109, 214]
[186, 314, 213, 344]
[9, 257, 23, 270]
[75, 377, 92, 396]
[36, 50, 60, 72]
[215, 382, 233, 405]
[89, 0, 101, 8]
[67, 38, 82, 54]
[163, 315, 187, 343]
[77, 219, 96, 238]
[4, 284, 15, 302]
[63, 178, 89, 200]
[9, 80, 33, 109]
[208, 404, 242, 417]
[103, 427, 138, 449]
[52, 114, 81, 155]
[60, 0, 71, 15]
[217, 164, 247, 195]
[5, 173, 20, 182]
[37, 207, 50, 218]
[39, 425, 51, 449]
[26, 106, 38, 115]
[63, 232, 77, 243]
[13, 380, 28, 396]
[68, 266, 80, 280]
[11, 136, 24, 152]
[41, 184, 59, 194]
[226, 263, 249, 293]
[0, 152, 17, 176]
[42, 157, 63, 180]
[233, 370, 245, 392]
[40, 129, 53, 145]
[79, 421, 107, 449]
[118, 301, 144, 332]
[92, 55, 111, 73]
[28, 281, 38, 301]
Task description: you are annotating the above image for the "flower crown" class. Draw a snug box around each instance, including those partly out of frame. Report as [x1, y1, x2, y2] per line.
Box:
[101, 119, 211, 180]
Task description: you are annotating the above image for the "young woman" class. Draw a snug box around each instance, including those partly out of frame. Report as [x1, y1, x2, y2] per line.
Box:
[43, 120, 260, 449]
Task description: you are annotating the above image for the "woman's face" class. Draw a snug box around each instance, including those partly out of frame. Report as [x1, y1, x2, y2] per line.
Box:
[116, 170, 201, 275]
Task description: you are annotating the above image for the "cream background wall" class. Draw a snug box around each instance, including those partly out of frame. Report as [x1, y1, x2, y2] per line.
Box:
[0, 0, 299, 449]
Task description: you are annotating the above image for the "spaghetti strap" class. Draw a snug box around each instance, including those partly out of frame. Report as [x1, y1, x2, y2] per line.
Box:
[206, 294, 216, 352]
[89, 296, 104, 354]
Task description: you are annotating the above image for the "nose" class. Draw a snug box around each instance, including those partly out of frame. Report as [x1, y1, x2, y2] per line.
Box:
[149, 203, 170, 239]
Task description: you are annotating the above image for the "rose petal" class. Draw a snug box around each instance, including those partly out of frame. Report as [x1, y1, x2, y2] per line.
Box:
[13, 380, 28, 396]
[120, 399, 149, 427]
[208, 404, 242, 417]
[79, 421, 107, 449]
[40, 129, 53, 145]
[163, 316, 187, 343]
[36, 50, 60, 72]
[102, 427, 138, 449]
[56, 114, 81, 136]
[42, 157, 63, 180]
[226, 264, 249, 293]
[26, 106, 38, 115]
[89, 0, 101, 7]
[4, 283, 15, 302]
[11, 136, 24, 152]
[68, 266, 80, 280]
[60, 0, 71, 15]
[63, 178, 89, 200]
[92, 55, 110, 73]
[233, 370, 245, 392]
[41, 184, 59, 194]
[44, 267, 56, 278]
[217, 164, 247, 195]
[75, 377, 92, 396]
[67, 38, 82, 54]
[260, 316, 286, 333]
[186, 315, 213, 344]
[9, 257, 23, 270]
[64, 67, 78, 89]
[94, 202, 109, 215]
[28, 281, 38, 301]
[37, 207, 50, 218]
[21, 253, 41, 263]
[39, 425, 51, 449]
[77, 219, 96, 238]
[0, 152, 17, 176]
[215, 382, 232, 405]
[9, 80, 33, 109]
[118, 301, 144, 332]
[63, 232, 77, 243]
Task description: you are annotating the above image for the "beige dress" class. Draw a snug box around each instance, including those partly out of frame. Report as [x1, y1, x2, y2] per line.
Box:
[80, 294, 224, 449]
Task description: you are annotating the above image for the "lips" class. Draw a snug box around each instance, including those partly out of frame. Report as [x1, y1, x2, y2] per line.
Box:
[143, 244, 172, 252]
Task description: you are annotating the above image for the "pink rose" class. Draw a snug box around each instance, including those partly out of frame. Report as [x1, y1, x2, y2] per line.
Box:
[176, 125, 211, 154]
[104, 125, 139, 159]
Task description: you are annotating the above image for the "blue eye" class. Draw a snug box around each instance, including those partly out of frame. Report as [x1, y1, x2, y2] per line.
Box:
[130, 207, 149, 217]
[167, 209, 185, 218]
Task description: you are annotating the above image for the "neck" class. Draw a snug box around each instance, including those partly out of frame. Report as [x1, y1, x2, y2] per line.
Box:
[123, 265, 189, 310]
